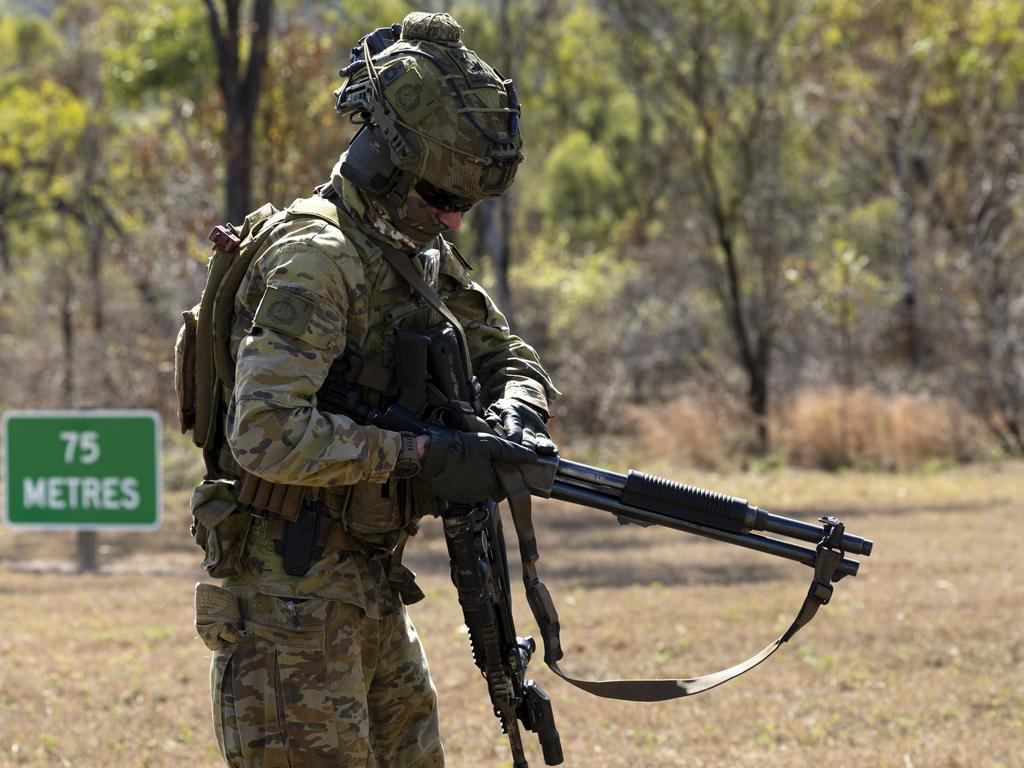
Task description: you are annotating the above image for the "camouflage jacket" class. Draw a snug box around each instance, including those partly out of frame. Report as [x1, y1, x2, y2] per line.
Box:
[222, 177, 558, 617]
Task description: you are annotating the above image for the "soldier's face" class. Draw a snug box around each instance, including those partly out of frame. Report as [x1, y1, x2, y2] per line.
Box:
[401, 190, 462, 233]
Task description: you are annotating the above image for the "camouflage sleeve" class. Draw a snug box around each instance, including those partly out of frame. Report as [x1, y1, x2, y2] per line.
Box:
[440, 244, 560, 416]
[228, 238, 401, 486]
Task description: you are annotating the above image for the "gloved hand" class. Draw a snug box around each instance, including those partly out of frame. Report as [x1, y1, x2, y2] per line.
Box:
[484, 398, 558, 455]
[419, 428, 539, 503]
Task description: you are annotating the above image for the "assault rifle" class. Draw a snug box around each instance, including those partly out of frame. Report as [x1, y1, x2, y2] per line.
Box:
[318, 326, 873, 768]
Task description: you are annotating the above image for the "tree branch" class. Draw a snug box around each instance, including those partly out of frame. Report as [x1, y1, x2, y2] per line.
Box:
[203, 0, 233, 98]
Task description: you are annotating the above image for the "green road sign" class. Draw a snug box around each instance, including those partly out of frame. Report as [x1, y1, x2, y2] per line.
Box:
[2, 410, 162, 530]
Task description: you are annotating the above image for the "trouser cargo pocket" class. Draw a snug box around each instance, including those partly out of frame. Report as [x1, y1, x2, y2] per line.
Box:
[198, 586, 340, 768]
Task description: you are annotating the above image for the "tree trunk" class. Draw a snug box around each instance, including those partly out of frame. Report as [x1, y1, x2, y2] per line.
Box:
[496, 192, 514, 321]
[715, 218, 774, 453]
[893, 135, 922, 368]
[61, 265, 75, 407]
[0, 213, 8, 274]
[0, 214, 9, 311]
[204, 0, 274, 224]
[473, 200, 512, 312]
[225, 111, 254, 224]
[749, 364, 770, 452]
[492, 0, 514, 319]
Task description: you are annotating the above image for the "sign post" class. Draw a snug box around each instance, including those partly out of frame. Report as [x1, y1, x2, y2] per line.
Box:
[2, 411, 162, 570]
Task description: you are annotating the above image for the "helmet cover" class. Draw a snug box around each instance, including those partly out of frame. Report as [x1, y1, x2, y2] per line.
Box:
[336, 12, 524, 206]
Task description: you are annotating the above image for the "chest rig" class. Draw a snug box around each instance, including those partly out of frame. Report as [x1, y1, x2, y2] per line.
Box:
[328, 243, 447, 411]
[236, 193, 471, 585]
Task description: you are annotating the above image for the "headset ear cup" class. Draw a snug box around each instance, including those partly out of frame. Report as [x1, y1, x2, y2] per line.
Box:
[340, 125, 406, 196]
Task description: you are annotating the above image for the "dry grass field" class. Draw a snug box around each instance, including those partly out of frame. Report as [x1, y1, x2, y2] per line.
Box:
[1, 457, 1022, 768]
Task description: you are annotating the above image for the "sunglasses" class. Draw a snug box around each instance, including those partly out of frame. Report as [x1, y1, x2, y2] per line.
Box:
[415, 180, 477, 213]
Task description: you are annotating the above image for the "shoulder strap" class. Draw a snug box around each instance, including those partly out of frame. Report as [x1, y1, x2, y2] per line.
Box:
[286, 196, 344, 229]
[376, 242, 475, 380]
[210, 209, 289, 395]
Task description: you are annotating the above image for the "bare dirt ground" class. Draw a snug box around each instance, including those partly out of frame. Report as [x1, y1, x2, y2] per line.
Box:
[1, 461, 1021, 768]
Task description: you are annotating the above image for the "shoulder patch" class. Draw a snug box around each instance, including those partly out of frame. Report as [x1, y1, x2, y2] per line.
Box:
[253, 285, 315, 338]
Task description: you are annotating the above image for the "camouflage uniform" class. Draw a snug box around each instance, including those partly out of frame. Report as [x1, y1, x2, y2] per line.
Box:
[196, 159, 557, 768]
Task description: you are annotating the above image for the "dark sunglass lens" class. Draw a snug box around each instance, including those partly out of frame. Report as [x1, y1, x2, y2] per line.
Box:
[416, 181, 475, 212]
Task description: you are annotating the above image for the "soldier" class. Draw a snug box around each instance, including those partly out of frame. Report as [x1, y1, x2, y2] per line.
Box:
[191, 11, 558, 768]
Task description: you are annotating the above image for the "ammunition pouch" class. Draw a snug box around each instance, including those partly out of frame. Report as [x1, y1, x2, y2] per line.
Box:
[237, 472, 304, 522]
[190, 478, 251, 579]
[342, 478, 408, 538]
[336, 479, 428, 604]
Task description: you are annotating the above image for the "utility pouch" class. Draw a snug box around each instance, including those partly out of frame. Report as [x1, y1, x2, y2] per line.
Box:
[194, 582, 246, 651]
[174, 306, 199, 433]
[343, 479, 406, 538]
[388, 560, 426, 605]
[190, 479, 251, 579]
[276, 499, 324, 577]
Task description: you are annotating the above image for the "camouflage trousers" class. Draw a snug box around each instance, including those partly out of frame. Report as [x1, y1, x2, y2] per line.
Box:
[196, 584, 444, 767]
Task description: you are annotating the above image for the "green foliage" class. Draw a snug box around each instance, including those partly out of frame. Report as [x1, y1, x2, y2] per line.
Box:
[515, 238, 639, 343]
[98, 0, 214, 101]
[538, 130, 626, 243]
[0, 80, 87, 194]
[0, 13, 62, 78]
[0, 0, 1020, 460]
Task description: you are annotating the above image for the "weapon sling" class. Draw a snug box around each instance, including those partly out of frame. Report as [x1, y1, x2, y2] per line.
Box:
[302, 195, 848, 701]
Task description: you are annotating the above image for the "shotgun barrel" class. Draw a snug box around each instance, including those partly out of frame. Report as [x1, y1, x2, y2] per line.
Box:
[521, 457, 873, 580]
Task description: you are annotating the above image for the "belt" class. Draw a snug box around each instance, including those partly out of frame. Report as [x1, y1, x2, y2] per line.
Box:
[250, 510, 362, 553]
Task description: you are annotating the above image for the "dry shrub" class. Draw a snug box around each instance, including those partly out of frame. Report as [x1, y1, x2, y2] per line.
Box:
[773, 387, 990, 470]
[626, 394, 746, 469]
[620, 388, 992, 471]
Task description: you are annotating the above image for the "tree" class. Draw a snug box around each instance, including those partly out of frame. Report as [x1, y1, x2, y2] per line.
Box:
[599, 0, 817, 450]
[920, 2, 1024, 452]
[820, 0, 1024, 452]
[458, 0, 561, 318]
[203, 0, 274, 224]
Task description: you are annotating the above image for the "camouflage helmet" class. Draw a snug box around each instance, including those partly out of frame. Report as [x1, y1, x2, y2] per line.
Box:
[335, 12, 524, 210]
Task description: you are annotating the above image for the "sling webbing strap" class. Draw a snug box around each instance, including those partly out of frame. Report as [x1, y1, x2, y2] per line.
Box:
[373, 241, 475, 382]
[486, 412, 848, 698]
[500, 478, 844, 700]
